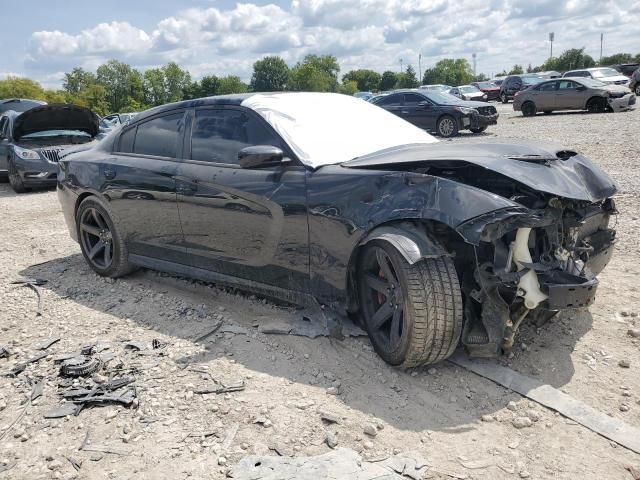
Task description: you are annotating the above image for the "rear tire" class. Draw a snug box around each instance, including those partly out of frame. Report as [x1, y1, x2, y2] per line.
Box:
[634, 84, 640, 96]
[8, 161, 27, 193]
[521, 102, 537, 117]
[501, 93, 508, 103]
[436, 115, 459, 138]
[76, 197, 135, 278]
[587, 97, 607, 113]
[357, 241, 463, 367]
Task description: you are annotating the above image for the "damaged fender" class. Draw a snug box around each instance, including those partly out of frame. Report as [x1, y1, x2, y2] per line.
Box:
[357, 224, 451, 265]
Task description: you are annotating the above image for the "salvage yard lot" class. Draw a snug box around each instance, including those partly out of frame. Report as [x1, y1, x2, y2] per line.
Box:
[1, 104, 639, 479]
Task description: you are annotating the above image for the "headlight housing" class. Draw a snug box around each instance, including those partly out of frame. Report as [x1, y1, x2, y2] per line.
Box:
[13, 146, 40, 160]
[455, 107, 478, 115]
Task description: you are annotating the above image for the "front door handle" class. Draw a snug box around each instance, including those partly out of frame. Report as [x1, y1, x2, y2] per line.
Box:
[103, 168, 116, 180]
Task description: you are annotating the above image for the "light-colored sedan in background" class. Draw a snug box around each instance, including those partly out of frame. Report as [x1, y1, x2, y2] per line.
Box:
[513, 77, 635, 116]
[449, 85, 487, 101]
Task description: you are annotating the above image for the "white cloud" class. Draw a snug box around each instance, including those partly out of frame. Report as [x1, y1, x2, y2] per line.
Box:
[25, 0, 640, 86]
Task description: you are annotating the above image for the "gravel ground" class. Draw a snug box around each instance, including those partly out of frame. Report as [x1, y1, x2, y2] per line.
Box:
[0, 104, 639, 480]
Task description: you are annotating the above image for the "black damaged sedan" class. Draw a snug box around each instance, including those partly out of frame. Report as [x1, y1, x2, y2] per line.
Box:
[57, 93, 617, 367]
[0, 104, 99, 192]
[371, 89, 498, 137]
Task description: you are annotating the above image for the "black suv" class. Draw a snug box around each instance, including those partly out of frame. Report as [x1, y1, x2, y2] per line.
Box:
[499, 74, 544, 103]
[371, 89, 498, 137]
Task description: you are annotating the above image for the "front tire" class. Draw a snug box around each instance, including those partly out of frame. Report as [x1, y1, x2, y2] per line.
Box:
[357, 241, 463, 367]
[437, 115, 459, 138]
[521, 101, 537, 117]
[501, 93, 508, 103]
[76, 197, 134, 278]
[587, 97, 607, 113]
[8, 161, 27, 193]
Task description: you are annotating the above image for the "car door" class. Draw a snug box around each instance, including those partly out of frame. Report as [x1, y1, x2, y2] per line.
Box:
[103, 111, 187, 264]
[531, 81, 558, 110]
[175, 106, 310, 293]
[405, 93, 439, 131]
[375, 94, 403, 117]
[556, 80, 582, 109]
[0, 116, 9, 172]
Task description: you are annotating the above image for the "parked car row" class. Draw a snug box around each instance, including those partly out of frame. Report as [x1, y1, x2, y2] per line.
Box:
[370, 89, 498, 137]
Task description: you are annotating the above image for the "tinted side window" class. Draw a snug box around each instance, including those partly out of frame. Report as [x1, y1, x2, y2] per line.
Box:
[118, 127, 136, 153]
[0, 117, 7, 137]
[403, 93, 425, 105]
[133, 112, 184, 158]
[558, 80, 578, 90]
[538, 82, 557, 92]
[377, 94, 401, 106]
[191, 109, 284, 165]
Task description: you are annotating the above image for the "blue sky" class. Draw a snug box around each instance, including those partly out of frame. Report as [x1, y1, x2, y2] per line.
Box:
[1, 0, 638, 88]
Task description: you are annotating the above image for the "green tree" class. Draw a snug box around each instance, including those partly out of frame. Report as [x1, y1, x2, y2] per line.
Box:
[599, 53, 634, 66]
[542, 48, 596, 72]
[422, 59, 474, 86]
[96, 60, 145, 112]
[509, 64, 524, 75]
[63, 68, 96, 96]
[339, 80, 358, 95]
[217, 76, 248, 95]
[475, 73, 489, 81]
[396, 65, 419, 88]
[342, 69, 381, 92]
[0, 77, 45, 100]
[289, 55, 340, 92]
[289, 63, 333, 91]
[76, 84, 110, 116]
[43, 90, 67, 104]
[163, 62, 192, 102]
[143, 68, 167, 106]
[379, 71, 398, 91]
[250, 56, 289, 92]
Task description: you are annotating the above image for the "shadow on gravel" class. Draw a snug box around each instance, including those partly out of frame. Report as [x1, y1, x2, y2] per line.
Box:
[20, 253, 592, 434]
[0, 183, 56, 198]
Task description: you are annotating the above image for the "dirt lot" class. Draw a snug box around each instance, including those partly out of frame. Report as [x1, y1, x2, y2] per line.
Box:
[1, 103, 639, 480]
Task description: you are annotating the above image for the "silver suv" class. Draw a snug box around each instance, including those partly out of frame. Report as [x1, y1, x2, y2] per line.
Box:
[562, 68, 630, 86]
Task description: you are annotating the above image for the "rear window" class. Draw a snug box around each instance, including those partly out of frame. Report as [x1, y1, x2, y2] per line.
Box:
[133, 112, 184, 158]
[591, 68, 621, 78]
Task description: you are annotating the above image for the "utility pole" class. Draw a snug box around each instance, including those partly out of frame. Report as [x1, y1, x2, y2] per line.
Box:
[600, 33, 603, 64]
[549, 32, 554, 59]
[400, 58, 403, 73]
[418, 54, 422, 83]
[472, 53, 477, 79]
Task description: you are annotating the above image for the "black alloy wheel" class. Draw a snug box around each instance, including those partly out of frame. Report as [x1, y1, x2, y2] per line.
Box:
[357, 240, 463, 367]
[635, 84, 640, 96]
[79, 207, 114, 270]
[76, 197, 134, 278]
[359, 245, 405, 355]
[501, 92, 508, 103]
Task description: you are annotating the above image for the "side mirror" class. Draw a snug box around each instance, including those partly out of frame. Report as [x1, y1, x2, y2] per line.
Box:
[418, 101, 431, 109]
[238, 145, 286, 169]
[576, 85, 587, 91]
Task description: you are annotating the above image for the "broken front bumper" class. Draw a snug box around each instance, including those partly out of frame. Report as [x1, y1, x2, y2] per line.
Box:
[468, 113, 499, 130]
[608, 93, 636, 112]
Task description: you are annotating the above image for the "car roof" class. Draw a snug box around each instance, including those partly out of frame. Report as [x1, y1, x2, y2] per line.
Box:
[133, 93, 257, 124]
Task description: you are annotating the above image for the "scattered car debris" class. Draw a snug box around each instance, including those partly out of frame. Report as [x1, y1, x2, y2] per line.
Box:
[30, 378, 44, 402]
[11, 278, 47, 316]
[5, 351, 49, 377]
[34, 336, 61, 350]
[0, 345, 10, 359]
[194, 380, 245, 395]
[257, 309, 366, 339]
[60, 355, 103, 377]
[228, 447, 430, 480]
[65, 456, 82, 472]
[626, 465, 640, 480]
[450, 351, 640, 454]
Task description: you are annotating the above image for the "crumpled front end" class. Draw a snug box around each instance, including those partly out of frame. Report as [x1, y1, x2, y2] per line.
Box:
[455, 197, 617, 357]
